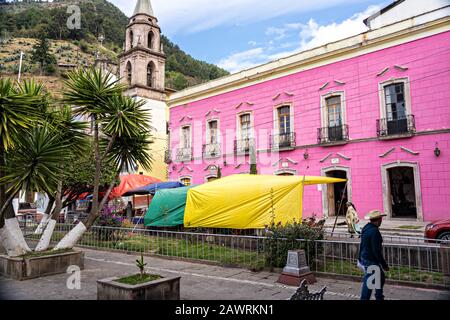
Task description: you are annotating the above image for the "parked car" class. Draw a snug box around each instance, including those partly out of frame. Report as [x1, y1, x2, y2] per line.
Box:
[425, 219, 450, 243]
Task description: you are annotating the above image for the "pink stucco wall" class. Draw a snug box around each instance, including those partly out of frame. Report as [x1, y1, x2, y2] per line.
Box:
[169, 31, 450, 222]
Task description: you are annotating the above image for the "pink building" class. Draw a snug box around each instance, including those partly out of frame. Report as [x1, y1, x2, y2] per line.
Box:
[166, 3, 450, 222]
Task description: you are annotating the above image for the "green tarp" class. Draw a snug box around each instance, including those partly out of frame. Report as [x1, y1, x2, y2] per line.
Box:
[144, 186, 192, 227]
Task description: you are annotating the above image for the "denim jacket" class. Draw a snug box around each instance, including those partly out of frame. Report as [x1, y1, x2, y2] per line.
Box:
[358, 222, 388, 270]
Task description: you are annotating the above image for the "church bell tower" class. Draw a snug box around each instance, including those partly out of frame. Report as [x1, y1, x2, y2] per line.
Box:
[119, 0, 166, 100]
[119, 0, 168, 180]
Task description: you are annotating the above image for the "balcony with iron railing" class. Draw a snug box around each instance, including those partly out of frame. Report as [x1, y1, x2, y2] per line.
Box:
[234, 138, 255, 155]
[377, 114, 415, 139]
[317, 124, 349, 145]
[270, 132, 296, 150]
[176, 147, 193, 162]
[203, 143, 221, 159]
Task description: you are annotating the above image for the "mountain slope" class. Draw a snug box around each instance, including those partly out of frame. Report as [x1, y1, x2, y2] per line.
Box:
[0, 0, 229, 89]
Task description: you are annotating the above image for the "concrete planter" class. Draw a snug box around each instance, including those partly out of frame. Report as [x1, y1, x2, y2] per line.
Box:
[97, 275, 181, 300]
[0, 250, 84, 281]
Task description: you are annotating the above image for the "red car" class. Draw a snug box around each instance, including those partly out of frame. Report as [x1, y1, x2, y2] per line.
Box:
[425, 219, 450, 243]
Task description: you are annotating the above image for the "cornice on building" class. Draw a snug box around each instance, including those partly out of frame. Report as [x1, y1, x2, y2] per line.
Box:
[167, 13, 450, 107]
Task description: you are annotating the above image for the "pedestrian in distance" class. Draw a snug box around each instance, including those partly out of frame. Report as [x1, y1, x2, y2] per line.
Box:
[358, 210, 389, 301]
[345, 202, 360, 238]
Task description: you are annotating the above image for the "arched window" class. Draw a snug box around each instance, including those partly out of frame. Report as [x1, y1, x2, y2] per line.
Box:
[180, 177, 192, 186]
[147, 62, 155, 87]
[126, 61, 132, 85]
[147, 31, 154, 50]
[129, 30, 134, 48]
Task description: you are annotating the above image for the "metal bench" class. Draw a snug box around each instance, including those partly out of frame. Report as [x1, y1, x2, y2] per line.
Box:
[289, 280, 327, 300]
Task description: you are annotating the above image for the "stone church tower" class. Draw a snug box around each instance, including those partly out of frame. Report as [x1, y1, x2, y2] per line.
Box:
[119, 0, 168, 181]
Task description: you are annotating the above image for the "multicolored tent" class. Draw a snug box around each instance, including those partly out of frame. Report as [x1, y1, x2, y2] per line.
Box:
[110, 174, 162, 199]
[184, 174, 346, 229]
[144, 186, 193, 227]
[122, 181, 185, 197]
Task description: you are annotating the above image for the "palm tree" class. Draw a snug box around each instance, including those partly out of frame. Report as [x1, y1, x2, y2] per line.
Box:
[33, 106, 89, 251]
[0, 124, 71, 256]
[63, 67, 124, 226]
[54, 68, 153, 250]
[0, 79, 44, 255]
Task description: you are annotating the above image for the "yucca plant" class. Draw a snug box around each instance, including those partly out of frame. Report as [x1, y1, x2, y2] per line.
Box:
[0, 78, 44, 230]
[54, 67, 153, 250]
[63, 67, 125, 225]
[33, 107, 90, 251]
[0, 124, 72, 256]
[136, 253, 147, 279]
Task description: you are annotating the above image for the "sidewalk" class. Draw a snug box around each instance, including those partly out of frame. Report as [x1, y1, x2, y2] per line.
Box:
[1, 248, 449, 300]
[324, 217, 427, 236]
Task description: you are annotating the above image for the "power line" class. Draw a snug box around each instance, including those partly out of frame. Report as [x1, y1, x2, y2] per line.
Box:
[169, 68, 450, 139]
[170, 45, 450, 127]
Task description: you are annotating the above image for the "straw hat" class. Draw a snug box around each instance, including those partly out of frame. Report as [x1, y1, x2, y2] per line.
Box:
[364, 210, 387, 220]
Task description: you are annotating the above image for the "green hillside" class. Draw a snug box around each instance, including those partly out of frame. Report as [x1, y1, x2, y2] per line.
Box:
[0, 0, 229, 90]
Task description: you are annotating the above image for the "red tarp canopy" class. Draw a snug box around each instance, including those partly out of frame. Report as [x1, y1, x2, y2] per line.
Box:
[110, 174, 162, 199]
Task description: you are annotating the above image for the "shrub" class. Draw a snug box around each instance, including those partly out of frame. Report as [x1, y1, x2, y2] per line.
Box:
[79, 40, 89, 53]
[94, 205, 123, 241]
[263, 221, 324, 269]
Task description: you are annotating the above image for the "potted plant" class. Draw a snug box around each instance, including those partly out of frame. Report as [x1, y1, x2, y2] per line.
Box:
[97, 253, 181, 300]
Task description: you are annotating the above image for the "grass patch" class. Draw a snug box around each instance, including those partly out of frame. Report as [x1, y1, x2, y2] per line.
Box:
[20, 248, 73, 258]
[398, 225, 422, 230]
[115, 274, 162, 285]
[320, 259, 444, 284]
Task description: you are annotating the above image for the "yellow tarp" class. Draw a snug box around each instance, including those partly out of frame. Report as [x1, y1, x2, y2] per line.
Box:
[184, 174, 346, 229]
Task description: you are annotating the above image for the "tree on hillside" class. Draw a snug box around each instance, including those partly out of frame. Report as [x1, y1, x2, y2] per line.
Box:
[31, 35, 57, 75]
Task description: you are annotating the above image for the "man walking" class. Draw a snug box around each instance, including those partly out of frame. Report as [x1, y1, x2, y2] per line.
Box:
[358, 210, 389, 300]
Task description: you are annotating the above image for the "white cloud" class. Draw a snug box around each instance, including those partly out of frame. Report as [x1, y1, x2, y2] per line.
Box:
[217, 48, 266, 73]
[110, 0, 367, 35]
[217, 5, 380, 73]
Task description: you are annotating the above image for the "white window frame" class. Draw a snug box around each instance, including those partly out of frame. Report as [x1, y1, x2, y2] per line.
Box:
[235, 111, 254, 153]
[206, 118, 220, 145]
[179, 125, 192, 149]
[378, 77, 412, 120]
[273, 103, 294, 148]
[205, 118, 221, 158]
[320, 91, 347, 129]
[179, 176, 192, 186]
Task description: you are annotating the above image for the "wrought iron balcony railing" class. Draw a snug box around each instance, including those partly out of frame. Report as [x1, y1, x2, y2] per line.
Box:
[203, 143, 221, 159]
[377, 114, 415, 137]
[176, 147, 193, 162]
[317, 124, 349, 144]
[270, 132, 296, 150]
[234, 138, 255, 155]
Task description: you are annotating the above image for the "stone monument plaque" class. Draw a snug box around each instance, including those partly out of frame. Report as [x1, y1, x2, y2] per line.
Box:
[278, 249, 316, 286]
[282, 250, 311, 276]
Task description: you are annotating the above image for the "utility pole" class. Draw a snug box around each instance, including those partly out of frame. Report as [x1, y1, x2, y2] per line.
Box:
[17, 51, 24, 83]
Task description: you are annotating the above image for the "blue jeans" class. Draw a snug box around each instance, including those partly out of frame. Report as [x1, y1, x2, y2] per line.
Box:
[360, 264, 385, 300]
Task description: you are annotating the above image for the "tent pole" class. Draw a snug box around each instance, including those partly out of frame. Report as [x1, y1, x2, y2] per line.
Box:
[331, 182, 348, 237]
[300, 173, 307, 224]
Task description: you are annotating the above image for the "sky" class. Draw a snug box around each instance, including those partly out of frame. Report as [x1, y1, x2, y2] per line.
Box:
[16, 0, 391, 73]
[110, 0, 389, 73]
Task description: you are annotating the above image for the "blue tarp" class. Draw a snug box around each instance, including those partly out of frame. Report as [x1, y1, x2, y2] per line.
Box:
[122, 181, 185, 197]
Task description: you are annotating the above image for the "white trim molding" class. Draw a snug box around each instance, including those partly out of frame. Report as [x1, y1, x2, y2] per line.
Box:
[321, 165, 352, 219]
[274, 168, 297, 176]
[378, 77, 412, 120]
[320, 90, 347, 130]
[272, 102, 295, 147]
[179, 175, 193, 186]
[380, 161, 423, 222]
